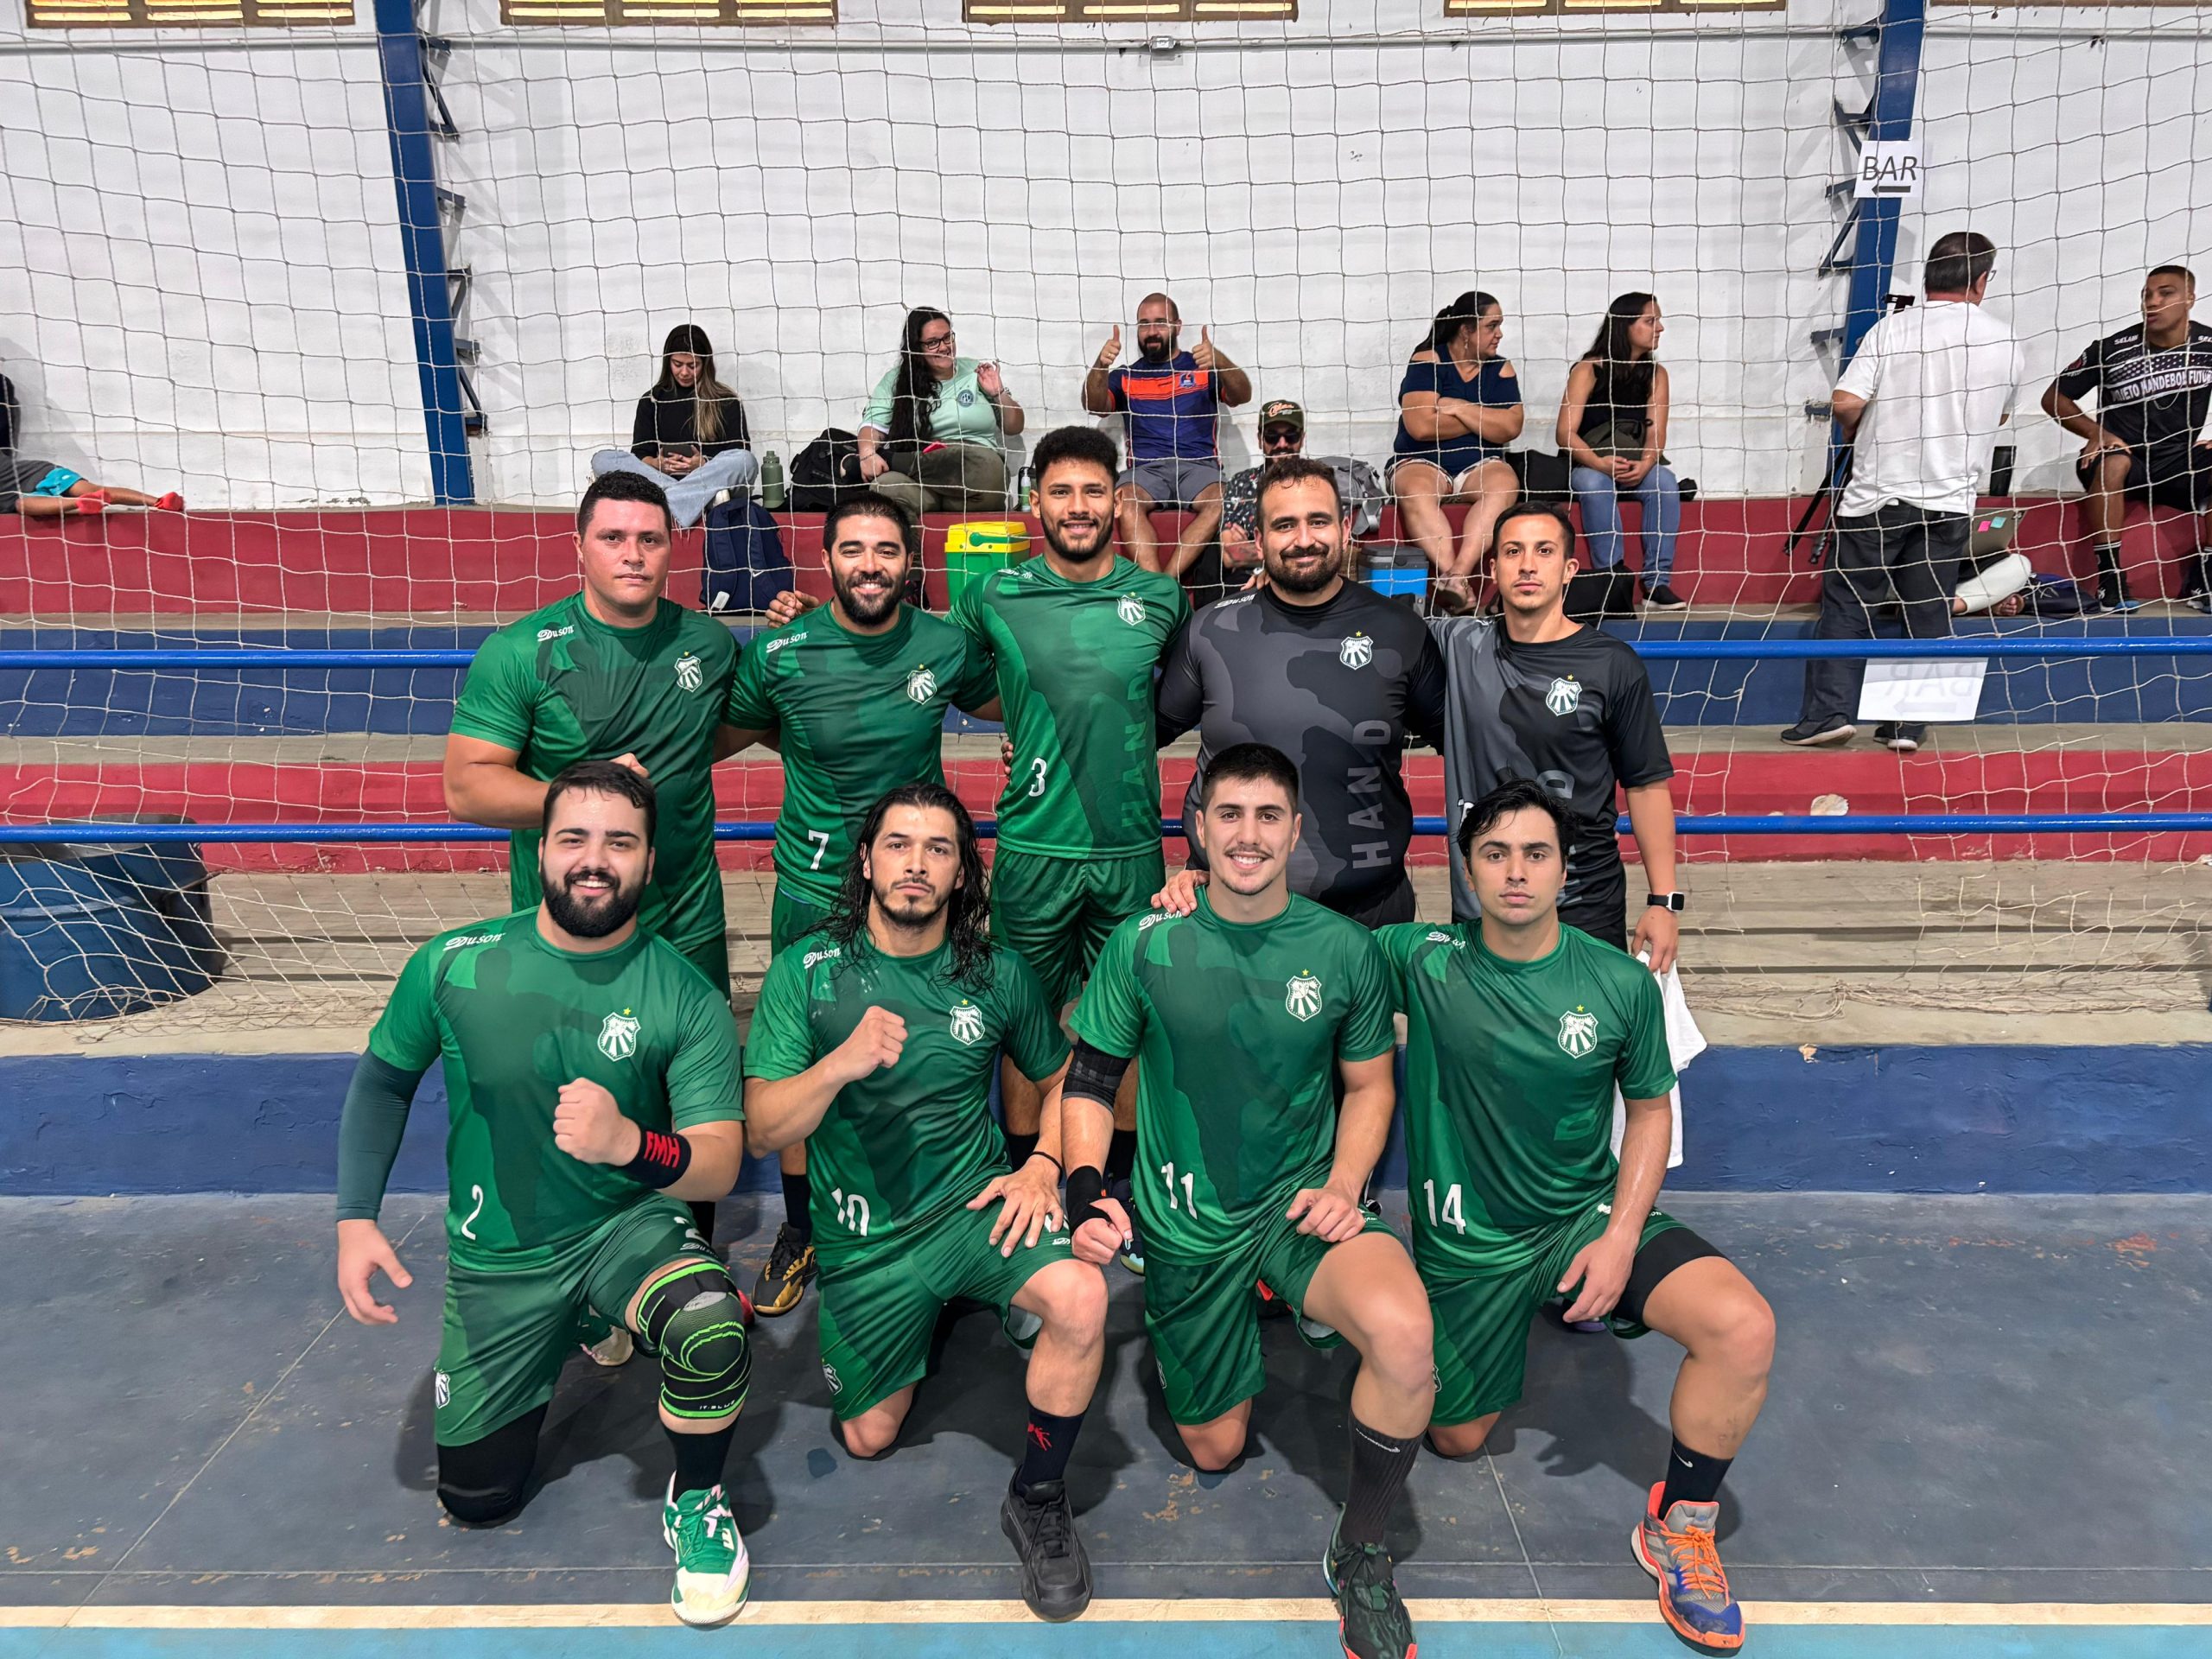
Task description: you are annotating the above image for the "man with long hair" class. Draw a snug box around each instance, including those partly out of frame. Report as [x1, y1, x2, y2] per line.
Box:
[590, 323, 760, 528]
[743, 783, 1109, 1624]
[724, 491, 1000, 1320]
[1377, 778, 1775, 1656]
[858, 307, 1025, 521]
[335, 763, 755, 1628]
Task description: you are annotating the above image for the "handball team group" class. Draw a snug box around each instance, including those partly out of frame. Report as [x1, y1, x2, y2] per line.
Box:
[335, 402, 1778, 1658]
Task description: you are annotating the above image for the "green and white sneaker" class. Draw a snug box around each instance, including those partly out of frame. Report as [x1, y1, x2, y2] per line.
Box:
[662, 1478, 749, 1627]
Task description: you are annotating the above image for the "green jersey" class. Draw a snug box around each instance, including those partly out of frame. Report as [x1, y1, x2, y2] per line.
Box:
[744, 931, 1069, 1268]
[451, 593, 739, 960]
[951, 556, 1188, 858]
[724, 605, 995, 907]
[1376, 921, 1676, 1274]
[366, 910, 744, 1262]
[1070, 891, 1396, 1260]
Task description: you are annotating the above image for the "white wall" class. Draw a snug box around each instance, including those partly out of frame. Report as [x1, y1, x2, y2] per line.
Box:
[3, 2, 2207, 506]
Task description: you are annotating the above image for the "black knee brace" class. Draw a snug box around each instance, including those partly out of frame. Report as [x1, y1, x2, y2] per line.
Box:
[634, 1259, 753, 1421]
[436, 1403, 545, 1526]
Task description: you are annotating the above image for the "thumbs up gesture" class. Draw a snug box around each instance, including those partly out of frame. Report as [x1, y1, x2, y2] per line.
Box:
[1192, 327, 1217, 371]
[1095, 326, 1122, 372]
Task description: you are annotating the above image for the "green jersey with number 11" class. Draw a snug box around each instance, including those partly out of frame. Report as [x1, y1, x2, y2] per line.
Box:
[951, 556, 1188, 859]
[1069, 891, 1397, 1261]
[743, 932, 1069, 1268]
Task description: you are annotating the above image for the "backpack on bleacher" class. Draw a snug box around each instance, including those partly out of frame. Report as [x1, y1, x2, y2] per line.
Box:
[788, 428, 867, 512]
[701, 496, 794, 615]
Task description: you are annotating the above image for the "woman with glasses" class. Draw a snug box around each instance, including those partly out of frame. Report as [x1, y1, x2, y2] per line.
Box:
[590, 323, 759, 528]
[1388, 291, 1525, 594]
[857, 308, 1024, 522]
[1558, 293, 1686, 611]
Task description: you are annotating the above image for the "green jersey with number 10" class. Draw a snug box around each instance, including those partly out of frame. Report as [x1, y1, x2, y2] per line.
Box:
[1069, 891, 1397, 1261]
[743, 931, 1070, 1268]
[951, 556, 1188, 859]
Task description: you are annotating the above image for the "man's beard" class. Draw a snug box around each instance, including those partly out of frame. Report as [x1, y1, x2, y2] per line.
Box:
[872, 878, 950, 932]
[541, 863, 645, 939]
[1138, 335, 1173, 365]
[1266, 542, 1342, 594]
[1040, 509, 1113, 565]
[834, 565, 902, 626]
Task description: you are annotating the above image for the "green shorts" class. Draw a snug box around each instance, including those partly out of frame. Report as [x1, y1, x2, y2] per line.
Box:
[991, 846, 1166, 1010]
[770, 882, 835, 956]
[1424, 1205, 1683, 1427]
[817, 1200, 1075, 1421]
[1146, 1205, 1398, 1427]
[434, 1198, 713, 1446]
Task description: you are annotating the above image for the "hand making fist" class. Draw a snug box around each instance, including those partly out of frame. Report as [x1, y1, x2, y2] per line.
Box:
[553, 1077, 640, 1166]
[832, 1006, 906, 1084]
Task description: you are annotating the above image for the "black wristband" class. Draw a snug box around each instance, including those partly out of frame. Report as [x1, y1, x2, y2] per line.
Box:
[1065, 1165, 1108, 1233]
[621, 1128, 692, 1189]
[1025, 1149, 1065, 1179]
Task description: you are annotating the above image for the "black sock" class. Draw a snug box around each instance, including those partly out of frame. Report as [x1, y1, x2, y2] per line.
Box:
[688, 1199, 718, 1244]
[1105, 1128, 1138, 1186]
[668, 1421, 737, 1499]
[1659, 1435, 1732, 1512]
[780, 1168, 813, 1243]
[1014, 1404, 1087, 1497]
[1339, 1415, 1420, 1548]
[1005, 1128, 1039, 1172]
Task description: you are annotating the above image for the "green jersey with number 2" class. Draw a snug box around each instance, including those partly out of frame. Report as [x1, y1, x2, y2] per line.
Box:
[1069, 891, 1397, 1261]
[725, 606, 995, 908]
[951, 556, 1188, 858]
[743, 931, 1070, 1268]
[366, 910, 745, 1264]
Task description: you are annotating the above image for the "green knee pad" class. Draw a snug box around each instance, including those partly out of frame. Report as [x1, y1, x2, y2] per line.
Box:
[634, 1260, 753, 1421]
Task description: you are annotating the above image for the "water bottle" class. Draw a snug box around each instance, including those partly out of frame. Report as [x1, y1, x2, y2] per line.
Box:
[760, 450, 786, 510]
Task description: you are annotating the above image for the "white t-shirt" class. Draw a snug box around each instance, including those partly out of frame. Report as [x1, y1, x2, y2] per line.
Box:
[1835, 301, 2024, 518]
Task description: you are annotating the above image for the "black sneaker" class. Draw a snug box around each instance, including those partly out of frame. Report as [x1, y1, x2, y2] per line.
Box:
[1001, 1478, 1093, 1623]
[1643, 582, 1689, 611]
[1324, 1510, 1415, 1659]
[751, 1222, 817, 1318]
[1780, 716, 1856, 747]
[1875, 723, 1923, 754]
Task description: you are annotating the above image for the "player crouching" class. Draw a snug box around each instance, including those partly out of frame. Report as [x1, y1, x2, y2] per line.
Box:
[742, 783, 1110, 1621]
[1376, 779, 1777, 1654]
[334, 761, 755, 1626]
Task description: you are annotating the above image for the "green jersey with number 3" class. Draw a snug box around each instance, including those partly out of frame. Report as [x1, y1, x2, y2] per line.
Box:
[1375, 921, 1676, 1275]
[449, 594, 739, 962]
[725, 606, 995, 908]
[951, 556, 1188, 858]
[366, 910, 745, 1264]
[1069, 891, 1397, 1261]
[743, 931, 1070, 1268]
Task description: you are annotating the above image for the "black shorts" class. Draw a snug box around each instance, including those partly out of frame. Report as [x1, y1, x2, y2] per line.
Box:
[1560, 886, 1630, 953]
[2076, 442, 2212, 513]
[1325, 876, 1417, 931]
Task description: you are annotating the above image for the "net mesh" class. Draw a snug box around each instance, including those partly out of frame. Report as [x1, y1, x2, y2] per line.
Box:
[1, 3, 2208, 1036]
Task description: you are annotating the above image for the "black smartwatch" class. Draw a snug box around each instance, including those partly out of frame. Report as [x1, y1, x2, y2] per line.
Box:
[1647, 892, 1686, 912]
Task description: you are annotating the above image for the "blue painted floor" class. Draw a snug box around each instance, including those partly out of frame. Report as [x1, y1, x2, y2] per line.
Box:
[0, 1192, 2205, 1656]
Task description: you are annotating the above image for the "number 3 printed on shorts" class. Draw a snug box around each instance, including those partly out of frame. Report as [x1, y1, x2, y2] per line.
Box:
[1026, 758, 1049, 798]
[461, 1183, 485, 1241]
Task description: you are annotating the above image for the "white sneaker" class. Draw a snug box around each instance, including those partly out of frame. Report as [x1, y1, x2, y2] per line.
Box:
[581, 1327, 633, 1367]
[663, 1477, 750, 1627]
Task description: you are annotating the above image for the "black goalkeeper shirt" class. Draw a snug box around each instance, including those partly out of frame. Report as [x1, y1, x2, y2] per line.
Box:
[1155, 581, 1446, 912]
[2052, 321, 2212, 454]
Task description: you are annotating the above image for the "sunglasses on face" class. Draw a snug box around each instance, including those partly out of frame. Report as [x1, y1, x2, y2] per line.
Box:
[1262, 430, 1300, 448]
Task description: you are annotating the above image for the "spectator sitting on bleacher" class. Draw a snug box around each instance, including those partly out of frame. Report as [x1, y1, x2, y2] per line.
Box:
[857, 308, 1023, 524]
[0, 369, 17, 454]
[2041, 264, 2212, 613]
[1082, 292, 1252, 578]
[1388, 290, 1523, 594]
[1217, 400, 1383, 568]
[2, 451, 181, 518]
[1559, 293, 1687, 613]
[590, 323, 760, 530]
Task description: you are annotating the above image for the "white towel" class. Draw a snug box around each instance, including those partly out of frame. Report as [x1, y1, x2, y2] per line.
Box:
[1611, 957, 1705, 1169]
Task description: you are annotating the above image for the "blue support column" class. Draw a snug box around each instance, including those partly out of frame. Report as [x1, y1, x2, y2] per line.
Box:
[373, 0, 476, 505]
[1840, 0, 1926, 363]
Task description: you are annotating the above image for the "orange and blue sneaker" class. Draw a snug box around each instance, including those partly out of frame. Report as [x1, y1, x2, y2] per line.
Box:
[1632, 1483, 1743, 1652]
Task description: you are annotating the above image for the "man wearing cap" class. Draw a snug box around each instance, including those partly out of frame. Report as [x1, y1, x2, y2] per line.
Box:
[1219, 400, 1315, 572]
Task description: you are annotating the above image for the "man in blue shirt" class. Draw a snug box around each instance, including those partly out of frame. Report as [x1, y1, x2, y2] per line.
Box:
[1083, 292, 1252, 578]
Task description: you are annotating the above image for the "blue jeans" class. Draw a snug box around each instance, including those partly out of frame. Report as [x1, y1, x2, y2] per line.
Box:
[1572, 463, 1680, 586]
[590, 448, 760, 528]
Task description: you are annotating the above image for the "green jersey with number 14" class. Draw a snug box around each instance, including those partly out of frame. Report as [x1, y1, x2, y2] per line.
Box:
[725, 605, 995, 908]
[1376, 921, 1676, 1277]
[951, 556, 1188, 859]
[366, 910, 744, 1264]
[743, 931, 1070, 1268]
[1069, 891, 1397, 1261]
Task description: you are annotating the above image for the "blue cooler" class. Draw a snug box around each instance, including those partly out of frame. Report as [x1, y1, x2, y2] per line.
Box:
[1364, 543, 1428, 601]
[0, 820, 223, 1022]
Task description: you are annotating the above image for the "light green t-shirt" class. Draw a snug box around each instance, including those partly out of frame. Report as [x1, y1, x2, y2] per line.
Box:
[861, 357, 1005, 448]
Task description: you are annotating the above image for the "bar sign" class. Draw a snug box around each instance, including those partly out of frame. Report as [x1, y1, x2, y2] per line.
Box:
[1855, 141, 1923, 200]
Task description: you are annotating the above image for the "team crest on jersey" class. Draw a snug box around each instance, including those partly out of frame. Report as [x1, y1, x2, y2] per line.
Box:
[1338, 632, 1374, 671]
[949, 1001, 986, 1046]
[906, 664, 938, 703]
[1557, 1006, 1599, 1058]
[674, 651, 703, 693]
[1116, 593, 1147, 626]
[434, 1370, 450, 1409]
[598, 1007, 641, 1061]
[1546, 676, 1583, 716]
[1284, 971, 1325, 1021]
